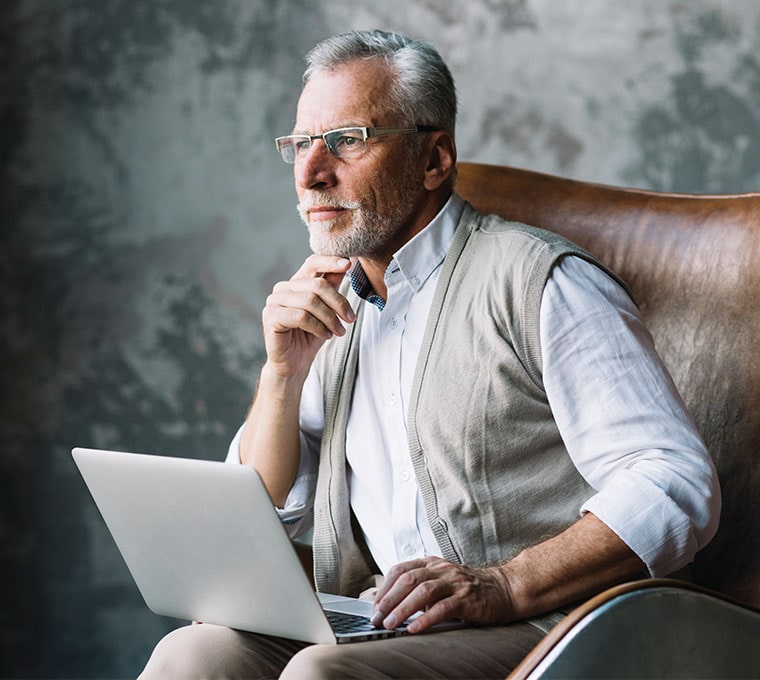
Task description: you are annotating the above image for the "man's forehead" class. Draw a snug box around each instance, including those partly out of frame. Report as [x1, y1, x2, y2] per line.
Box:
[294, 60, 397, 132]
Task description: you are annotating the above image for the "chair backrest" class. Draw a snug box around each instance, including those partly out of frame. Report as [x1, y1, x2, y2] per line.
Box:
[455, 162, 760, 607]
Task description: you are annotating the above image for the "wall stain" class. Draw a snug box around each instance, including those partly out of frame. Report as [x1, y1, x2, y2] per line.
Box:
[625, 7, 760, 192]
[482, 95, 584, 172]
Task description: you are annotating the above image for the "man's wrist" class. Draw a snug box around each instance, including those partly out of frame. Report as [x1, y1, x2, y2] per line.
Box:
[484, 563, 520, 624]
[257, 361, 310, 397]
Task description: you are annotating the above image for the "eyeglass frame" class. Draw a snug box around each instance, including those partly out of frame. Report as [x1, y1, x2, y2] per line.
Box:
[274, 125, 439, 163]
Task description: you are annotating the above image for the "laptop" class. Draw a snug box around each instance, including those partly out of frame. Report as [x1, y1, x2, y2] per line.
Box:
[72, 447, 461, 644]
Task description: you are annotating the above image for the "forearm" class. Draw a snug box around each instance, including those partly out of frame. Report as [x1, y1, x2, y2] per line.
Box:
[241, 255, 353, 507]
[240, 362, 307, 507]
[372, 512, 646, 633]
[493, 512, 646, 621]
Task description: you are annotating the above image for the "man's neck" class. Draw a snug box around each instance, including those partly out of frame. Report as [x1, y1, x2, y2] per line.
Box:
[356, 191, 452, 302]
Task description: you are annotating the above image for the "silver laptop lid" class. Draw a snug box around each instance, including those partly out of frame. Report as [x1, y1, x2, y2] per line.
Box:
[72, 447, 338, 644]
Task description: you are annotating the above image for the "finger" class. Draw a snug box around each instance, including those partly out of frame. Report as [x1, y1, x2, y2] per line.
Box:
[371, 562, 439, 628]
[272, 277, 355, 325]
[291, 255, 352, 282]
[266, 289, 352, 340]
[406, 596, 459, 634]
[379, 577, 450, 630]
[265, 290, 351, 341]
[372, 559, 429, 611]
[264, 303, 339, 341]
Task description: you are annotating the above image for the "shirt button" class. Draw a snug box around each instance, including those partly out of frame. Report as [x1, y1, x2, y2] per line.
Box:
[403, 544, 416, 557]
[410, 276, 420, 287]
[388, 394, 398, 406]
[399, 470, 411, 482]
[387, 317, 398, 329]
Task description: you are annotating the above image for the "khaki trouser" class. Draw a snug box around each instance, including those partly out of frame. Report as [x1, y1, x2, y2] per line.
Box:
[138, 620, 544, 679]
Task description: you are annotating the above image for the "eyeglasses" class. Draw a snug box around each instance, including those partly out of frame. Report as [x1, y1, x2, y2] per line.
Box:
[274, 125, 438, 163]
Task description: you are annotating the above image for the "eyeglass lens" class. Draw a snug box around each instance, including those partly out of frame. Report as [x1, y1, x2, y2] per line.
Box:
[277, 128, 367, 163]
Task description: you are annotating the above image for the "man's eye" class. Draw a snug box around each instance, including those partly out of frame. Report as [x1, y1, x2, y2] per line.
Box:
[334, 134, 360, 148]
[294, 138, 311, 151]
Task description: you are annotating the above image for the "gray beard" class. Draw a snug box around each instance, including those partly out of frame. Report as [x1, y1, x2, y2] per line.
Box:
[305, 206, 401, 258]
[297, 156, 422, 258]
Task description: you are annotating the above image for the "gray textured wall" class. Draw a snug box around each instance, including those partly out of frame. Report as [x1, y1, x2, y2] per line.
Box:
[2, 1, 759, 677]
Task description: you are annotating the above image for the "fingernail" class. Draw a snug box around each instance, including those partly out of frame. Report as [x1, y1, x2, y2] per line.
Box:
[383, 614, 397, 629]
[370, 610, 384, 627]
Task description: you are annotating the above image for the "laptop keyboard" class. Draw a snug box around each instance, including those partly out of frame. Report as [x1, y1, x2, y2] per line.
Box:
[324, 608, 411, 642]
[325, 609, 379, 634]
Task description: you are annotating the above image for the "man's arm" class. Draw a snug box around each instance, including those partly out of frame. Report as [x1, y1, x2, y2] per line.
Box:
[371, 512, 644, 632]
[240, 255, 354, 507]
[540, 256, 720, 577]
[372, 256, 718, 632]
[240, 365, 311, 507]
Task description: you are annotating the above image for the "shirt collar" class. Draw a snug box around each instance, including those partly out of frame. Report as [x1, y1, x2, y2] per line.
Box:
[349, 264, 388, 310]
[349, 193, 465, 308]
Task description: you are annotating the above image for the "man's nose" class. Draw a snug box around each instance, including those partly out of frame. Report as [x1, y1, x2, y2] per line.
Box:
[295, 140, 337, 191]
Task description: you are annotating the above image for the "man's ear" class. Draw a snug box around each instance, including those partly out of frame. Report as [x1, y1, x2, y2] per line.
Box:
[423, 131, 457, 191]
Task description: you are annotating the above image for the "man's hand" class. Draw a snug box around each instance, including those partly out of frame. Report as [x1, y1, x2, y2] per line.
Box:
[370, 556, 514, 634]
[369, 515, 647, 635]
[262, 255, 354, 380]
[240, 254, 353, 505]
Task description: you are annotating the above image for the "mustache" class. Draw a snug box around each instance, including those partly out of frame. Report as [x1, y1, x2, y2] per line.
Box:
[297, 194, 361, 216]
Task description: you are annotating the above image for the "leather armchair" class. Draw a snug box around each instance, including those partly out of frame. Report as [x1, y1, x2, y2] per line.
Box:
[455, 162, 760, 679]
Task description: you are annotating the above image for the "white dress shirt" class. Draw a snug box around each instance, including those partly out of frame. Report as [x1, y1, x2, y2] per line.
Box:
[228, 194, 719, 577]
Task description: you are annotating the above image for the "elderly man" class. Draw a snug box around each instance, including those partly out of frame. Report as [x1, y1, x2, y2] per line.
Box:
[140, 29, 719, 679]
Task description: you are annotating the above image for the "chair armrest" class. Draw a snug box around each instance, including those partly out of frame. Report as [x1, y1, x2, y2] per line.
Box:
[508, 578, 760, 679]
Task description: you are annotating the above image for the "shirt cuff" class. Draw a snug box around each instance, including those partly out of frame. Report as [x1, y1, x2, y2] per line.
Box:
[224, 425, 315, 537]
[581, 472, 700, 577]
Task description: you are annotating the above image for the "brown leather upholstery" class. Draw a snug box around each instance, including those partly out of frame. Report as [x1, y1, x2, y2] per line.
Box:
[455, 162, 760, 607]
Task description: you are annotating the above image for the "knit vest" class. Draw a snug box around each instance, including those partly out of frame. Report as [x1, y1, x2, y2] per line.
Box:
[311, 203, 629, 630]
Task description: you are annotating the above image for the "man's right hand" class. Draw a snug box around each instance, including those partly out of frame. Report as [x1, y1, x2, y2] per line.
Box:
[241, 255, 354, 504]
[262, 255, 355, 380]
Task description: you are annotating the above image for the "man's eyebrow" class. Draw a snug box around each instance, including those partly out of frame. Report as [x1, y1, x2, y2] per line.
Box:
[290, 123, 369, 135]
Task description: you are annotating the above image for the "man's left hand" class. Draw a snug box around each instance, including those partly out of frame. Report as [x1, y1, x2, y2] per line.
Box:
[370, 556, 514, 634]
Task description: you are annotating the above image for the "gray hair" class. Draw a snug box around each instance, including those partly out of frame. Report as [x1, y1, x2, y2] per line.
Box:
[303, 30, 457, 138]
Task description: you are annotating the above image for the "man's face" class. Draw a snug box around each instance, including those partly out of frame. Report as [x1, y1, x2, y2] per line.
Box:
[293, 60, 428, 259]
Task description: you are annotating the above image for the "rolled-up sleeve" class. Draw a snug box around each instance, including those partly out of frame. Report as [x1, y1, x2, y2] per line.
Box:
[540, 256, 721, 577]
[225, 365, 323, 539]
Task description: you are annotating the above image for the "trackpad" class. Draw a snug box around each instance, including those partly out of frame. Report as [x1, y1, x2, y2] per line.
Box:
[318, 593, 375, 617]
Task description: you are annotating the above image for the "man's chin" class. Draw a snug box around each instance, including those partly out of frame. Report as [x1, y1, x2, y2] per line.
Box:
[309, 223, 351, 257]
[309, 234, 352, 258]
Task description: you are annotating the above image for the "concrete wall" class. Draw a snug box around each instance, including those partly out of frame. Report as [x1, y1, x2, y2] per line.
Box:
[2, 1, 759, 677]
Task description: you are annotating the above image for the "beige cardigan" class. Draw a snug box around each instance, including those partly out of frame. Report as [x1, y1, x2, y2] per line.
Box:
[311, 203, 626, 631]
